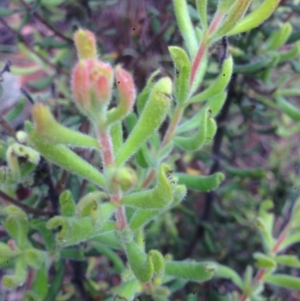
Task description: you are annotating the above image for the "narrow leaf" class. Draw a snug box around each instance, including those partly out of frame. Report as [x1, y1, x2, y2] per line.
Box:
[228, 0, 281, 36]
[175, 172, 225, 192]
[165, 260, 216, 282]
[116, 78, 172, 166]
[265, 274, 300, 291]
[29, 130, 105, 187]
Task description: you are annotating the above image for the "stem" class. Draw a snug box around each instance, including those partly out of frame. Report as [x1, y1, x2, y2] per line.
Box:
[208, 11, 224, 36]
[190, 40, 207, 89]
[142, 169, 156, 189]
[0, 189, 53, 216]
[97, 130, 114, 167]
[162, 106, 184, 148]
[238, 223, 291, 301]
[96, 126, 127, 229]
[0, 117, 16, 138]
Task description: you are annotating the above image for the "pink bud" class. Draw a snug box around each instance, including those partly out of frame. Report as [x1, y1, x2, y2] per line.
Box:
[71, 58, 114, 119]
[115, 65, 136, 111]
[106, 65, 136, 125]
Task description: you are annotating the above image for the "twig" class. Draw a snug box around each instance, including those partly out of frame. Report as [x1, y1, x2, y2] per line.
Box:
[0, 17, 69, 76]
[38, 158, 60, 215]
[70, 260, 93, 301]
[0, 189, 53, 216]
[0, 117, 17, 138]
[19, 0, 73, 44]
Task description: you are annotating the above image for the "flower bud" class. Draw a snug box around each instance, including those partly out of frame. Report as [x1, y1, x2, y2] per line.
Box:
[106, 166, 137, 193]
[106, 65, 136, 125]
[71, 58, 114, 120]
[74, 29, 97, 59]
[113, 166, 137, 192]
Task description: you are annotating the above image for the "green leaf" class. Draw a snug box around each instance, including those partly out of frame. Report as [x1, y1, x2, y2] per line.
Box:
[233, 56, 274, 74]
[187, 56, 233, 105]
[129, 185, 186, 230]
[223, 164, 266, 179]
[116, 77, 172, 166]
[275, 95, 300, 121]
[265, 274, 300, 291]
[2, 206, 29, 248]
[228, 0, 281, 36]
[60, 248, 85, 261]
[265, 23, 293, 51]
[175, 172, 225, 192]
[44, 260, 65, 301]
[165, 260, 216, 282]
[30, 219, 55, 250]
[195, 0, 208, 30]
[211, 0, 253, 41]
[275, 255, 300, 268]
[92, 229, 121, 250]
[169, 46, 191, 104]
[122, 164, 177, 209]
[149, 250, 165, 278]
[258, 200, 274, 236]
[137, 70, 161, 115]
[4, 99, 25, 122]
[278, 41, 300, 63]
[47, 216, 95, 247]
[10, 65, 40, 76]
[173, 0, 198, 58]
[41, 0, 65, 7]
[47, 206, 116, 248]
[173, 107, 214, 151]
[29, 130, 105, 187]
[92, 242, 125, 273]
[2, 255, 27, 289]
[28, 76, 54, 90]
[76, 191, 108, 217]
[0, 242, 21, 258]
[59, 190, 76, 217]
[205, 92, 227, 117]
[129, 208, 160, 230]
[214, 264, 243, 289]
[24, 263, 48, 301]
[32, 103, 99, 149]
[176, 110, 203, 134]
[113, 279, 139, 301]
[217, 0, 235, 12]
[25, 249, 47, 269]
[253, 252, 276, 269]
[125, 240, 154, 283]
[135, 143, 156, 168]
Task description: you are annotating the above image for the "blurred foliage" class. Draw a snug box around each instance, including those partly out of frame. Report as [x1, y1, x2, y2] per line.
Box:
[0, 0, 300, 301]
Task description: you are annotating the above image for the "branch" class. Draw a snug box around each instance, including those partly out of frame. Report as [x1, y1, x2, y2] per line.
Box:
[19, 0, 73, 44]
[0, 189, 53, 216]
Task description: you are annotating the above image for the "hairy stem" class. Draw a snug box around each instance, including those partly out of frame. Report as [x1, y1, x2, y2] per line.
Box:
[162, 106, 184, 148]
[96, 126, 127, 229]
